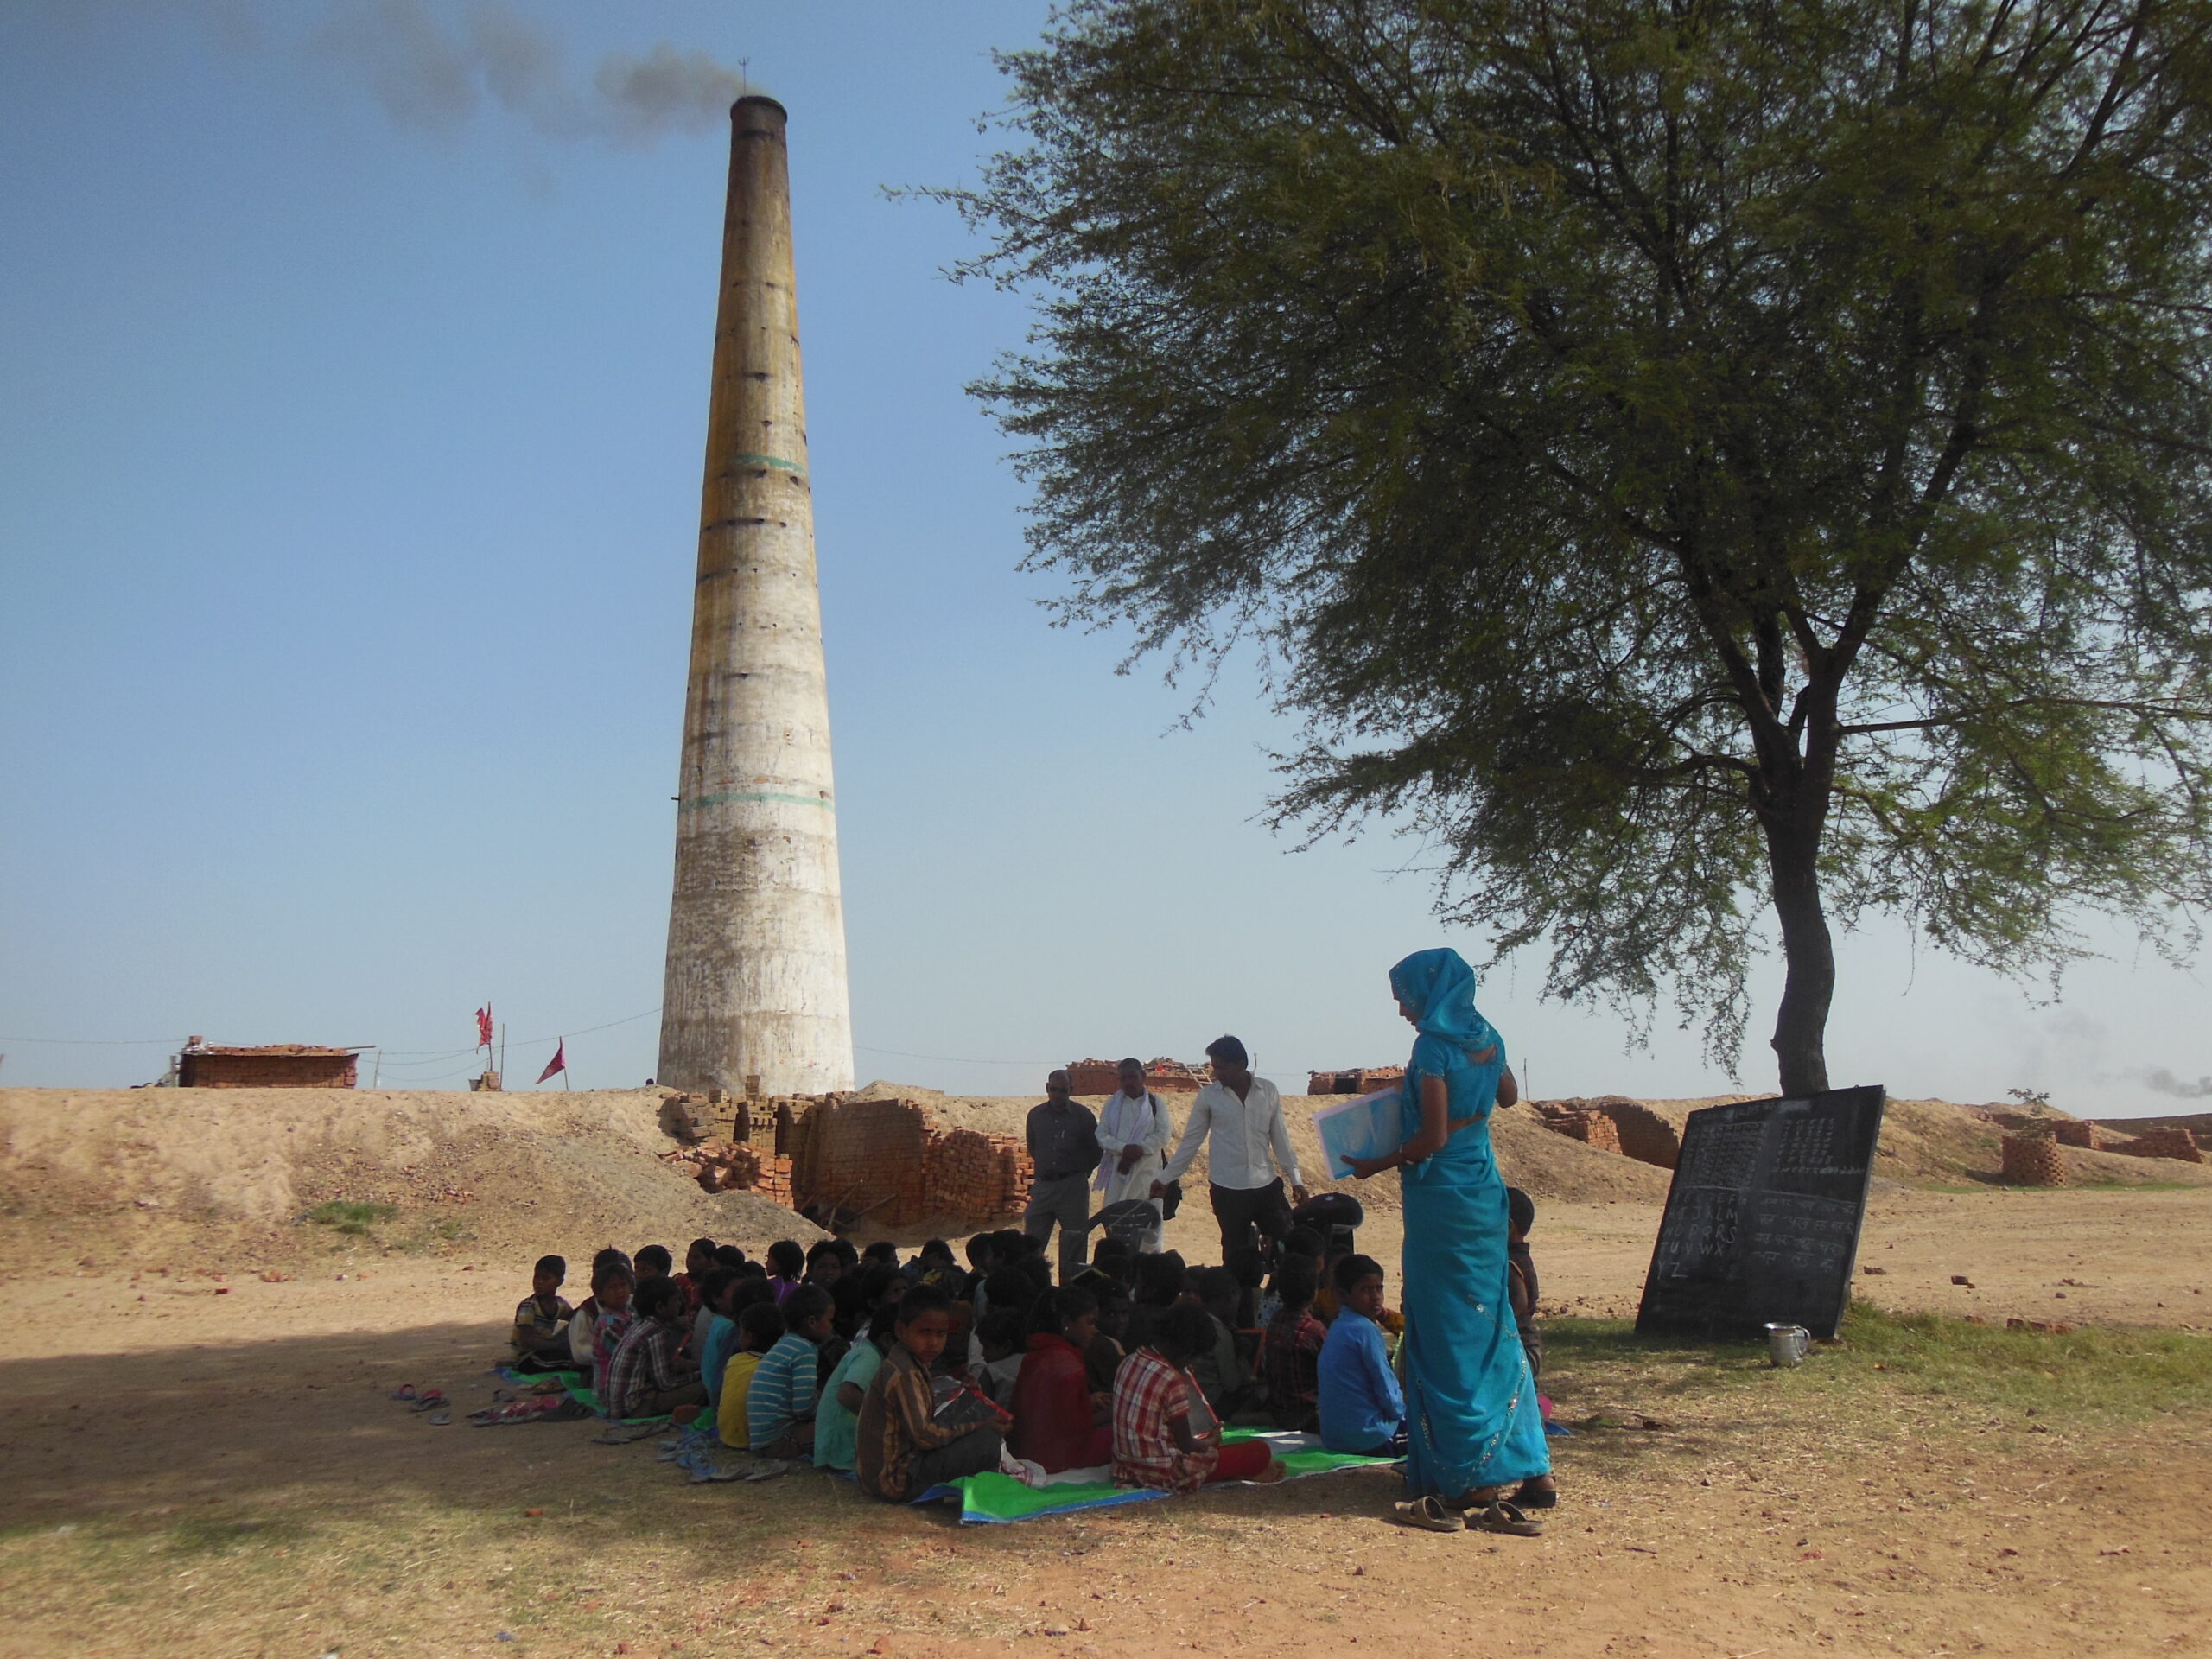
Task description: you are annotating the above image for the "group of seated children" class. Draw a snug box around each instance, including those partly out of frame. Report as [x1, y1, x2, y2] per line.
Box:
[507, 1192, 1548, 1502]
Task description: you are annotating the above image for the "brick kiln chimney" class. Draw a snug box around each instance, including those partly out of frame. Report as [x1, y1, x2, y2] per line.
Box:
[658, 95, 855, 1096]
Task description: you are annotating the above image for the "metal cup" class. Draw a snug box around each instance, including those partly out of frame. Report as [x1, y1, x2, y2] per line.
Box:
[1764, 1322, 1810, 1367]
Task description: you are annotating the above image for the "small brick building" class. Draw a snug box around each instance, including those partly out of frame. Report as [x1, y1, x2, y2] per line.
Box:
[176, 1040, 360, 1089]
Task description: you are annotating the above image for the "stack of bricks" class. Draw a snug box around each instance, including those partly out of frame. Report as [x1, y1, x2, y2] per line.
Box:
[2000, 1131, 2069, 1185]
[2110, 1126, 2206, 1164]
[924, 1127, 1033, 1220]
[788, 1096, 1033, 1230]
[2051, 1120, 2102, 1149]
[1535, 1103, 1624, 1154]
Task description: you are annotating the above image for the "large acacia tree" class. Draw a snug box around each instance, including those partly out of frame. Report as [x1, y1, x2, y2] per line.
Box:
[947, 0, 2212, 1093]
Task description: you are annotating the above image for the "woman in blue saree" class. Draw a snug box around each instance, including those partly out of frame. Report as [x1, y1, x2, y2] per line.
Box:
[1346, 948, 1554, 1532]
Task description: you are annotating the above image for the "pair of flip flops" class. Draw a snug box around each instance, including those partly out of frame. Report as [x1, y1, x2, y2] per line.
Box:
[407, 1389, 448, 1414]
[1394, 1495, 1546, 1535]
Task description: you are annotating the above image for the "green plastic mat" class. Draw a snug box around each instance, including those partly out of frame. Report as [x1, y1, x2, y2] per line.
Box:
[918, 1431, 1400, 1524]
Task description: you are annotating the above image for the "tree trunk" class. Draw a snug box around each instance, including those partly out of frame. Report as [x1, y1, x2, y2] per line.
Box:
[1765, 820, 1835, 1097]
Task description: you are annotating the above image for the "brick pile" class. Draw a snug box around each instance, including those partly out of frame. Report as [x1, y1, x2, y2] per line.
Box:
[925, 1128, 1033, 1222]
[660, 1141, 796, 1205]
[787, 1096, 1032, 1231]
[2051, 1120, 2103, 1149]
[2000, 1131, 2069, 1185]
[1535, 1103, 1624, 1154]
[2109, 1126, 2206, 1164]
[656, 1089, 810, 1208]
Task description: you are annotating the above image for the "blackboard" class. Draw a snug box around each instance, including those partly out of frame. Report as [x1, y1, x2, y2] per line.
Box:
[1635, 1084, 1885, 1342]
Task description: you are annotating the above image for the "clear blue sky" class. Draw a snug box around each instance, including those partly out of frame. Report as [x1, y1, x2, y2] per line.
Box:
[2, 0, 2203, 1115]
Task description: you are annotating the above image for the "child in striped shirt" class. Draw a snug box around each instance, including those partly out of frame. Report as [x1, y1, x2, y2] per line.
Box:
[747, 1283, 833, 1458]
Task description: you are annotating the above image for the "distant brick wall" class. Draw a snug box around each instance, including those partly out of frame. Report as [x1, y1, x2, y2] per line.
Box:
[2111, 1126, 2206, 1164]
[179, 1052, 357, 1089]
[2001, 1133, 2069, 1185]
[2052, 1120, 2101, 1148]
[1536, 1106, 1623, 1154]
[1537, 1097, 1682, 1168]
[1067, 1059, 1208, 1095]
[1308, 1066, 1406, 1096]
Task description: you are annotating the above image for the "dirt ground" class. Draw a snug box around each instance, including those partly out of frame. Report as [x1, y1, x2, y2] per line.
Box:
[3, 1086, 2209, 1656]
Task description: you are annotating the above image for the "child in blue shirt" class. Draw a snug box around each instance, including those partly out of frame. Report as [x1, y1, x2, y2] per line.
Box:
[1316, 1254, 1406, 1456]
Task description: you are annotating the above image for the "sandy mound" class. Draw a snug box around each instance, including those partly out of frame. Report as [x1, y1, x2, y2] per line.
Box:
[0, 1087, 821, 1272]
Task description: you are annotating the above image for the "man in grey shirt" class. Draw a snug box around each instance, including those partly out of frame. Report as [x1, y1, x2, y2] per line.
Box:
[1025, 1069, 1101, 1285]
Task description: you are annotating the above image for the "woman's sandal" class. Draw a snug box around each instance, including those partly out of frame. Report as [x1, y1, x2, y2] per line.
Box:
[1394, 1495, 1465, 1532]
[1510, 1480, 1559, 1510]
[1471, 1499, 1544, 1536]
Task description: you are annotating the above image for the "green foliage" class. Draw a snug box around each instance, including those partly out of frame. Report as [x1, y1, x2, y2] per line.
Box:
[303, 1198, 397, 1235]
[944, 0, 2212, 1084]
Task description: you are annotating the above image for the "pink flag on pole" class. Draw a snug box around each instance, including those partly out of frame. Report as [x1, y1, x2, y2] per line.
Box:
[537, 1041, 566, 1084]
[475, 1006, 494, 1049]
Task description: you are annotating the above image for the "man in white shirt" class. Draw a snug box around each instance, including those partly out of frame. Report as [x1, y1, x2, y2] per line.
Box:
[1095, 1057, 1174, 1253]
[1154, 1035, 1309, 1262]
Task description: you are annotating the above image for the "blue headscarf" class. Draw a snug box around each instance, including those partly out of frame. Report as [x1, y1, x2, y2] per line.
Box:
[1389, 948, 1496, 1051]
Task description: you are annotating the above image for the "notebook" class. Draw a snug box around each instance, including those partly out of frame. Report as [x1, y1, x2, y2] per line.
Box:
[1311, 1088, 1404, 1179]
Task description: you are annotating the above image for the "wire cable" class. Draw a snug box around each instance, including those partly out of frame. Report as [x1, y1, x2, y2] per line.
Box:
[855, 1044, 1058, 1067]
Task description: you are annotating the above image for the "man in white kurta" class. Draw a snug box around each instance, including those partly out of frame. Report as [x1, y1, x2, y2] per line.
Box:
[1094, 1057, 1174, 1253]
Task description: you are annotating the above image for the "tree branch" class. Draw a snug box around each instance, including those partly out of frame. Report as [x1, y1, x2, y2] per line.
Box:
[1840, 696, 2212, 737]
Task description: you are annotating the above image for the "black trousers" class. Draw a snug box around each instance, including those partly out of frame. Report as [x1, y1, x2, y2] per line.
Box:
[1209, 1178, 1294, 1262]
[905, 1426, 1003, 1495]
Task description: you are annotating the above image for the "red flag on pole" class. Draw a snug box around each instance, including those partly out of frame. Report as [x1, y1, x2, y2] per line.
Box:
[475, 1006, 494, 1049]
[537, 1040, 566, 1085]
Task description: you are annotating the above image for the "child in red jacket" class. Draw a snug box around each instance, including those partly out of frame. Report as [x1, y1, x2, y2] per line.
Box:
[1010, 1285, 1114, 1472]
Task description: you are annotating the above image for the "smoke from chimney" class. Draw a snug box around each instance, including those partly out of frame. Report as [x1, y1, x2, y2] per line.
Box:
[2139, 1066, 2212, 1099]
[127, 0, 750, 147]
[313, 0, 747, 144]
